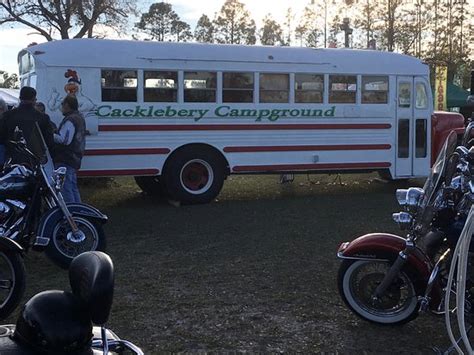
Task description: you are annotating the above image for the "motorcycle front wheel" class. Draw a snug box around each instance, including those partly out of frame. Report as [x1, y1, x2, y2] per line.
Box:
[0, 250, 25, 319]
[45, 216, 106, 269]
[337, 260, 419, 325]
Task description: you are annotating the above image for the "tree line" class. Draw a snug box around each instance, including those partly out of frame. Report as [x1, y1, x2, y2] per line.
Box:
[0, 0, 472, 87]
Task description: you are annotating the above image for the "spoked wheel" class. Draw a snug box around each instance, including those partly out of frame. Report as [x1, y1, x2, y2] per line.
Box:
[162, 146, 226, 204]
[46, 216, 106, 269]
[337, 260, 419, 325]
[0, 251, 25, 319]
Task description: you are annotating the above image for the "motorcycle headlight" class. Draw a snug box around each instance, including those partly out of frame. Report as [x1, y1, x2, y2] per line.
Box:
[396, 187, 424, 212]
[392, 212, 413, 230]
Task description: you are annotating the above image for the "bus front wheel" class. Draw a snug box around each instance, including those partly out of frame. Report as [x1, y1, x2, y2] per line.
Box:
[162, 147, 226, 204]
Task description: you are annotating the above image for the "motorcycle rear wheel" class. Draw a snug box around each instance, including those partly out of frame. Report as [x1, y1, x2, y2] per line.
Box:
[0, 251, 25, 319]
[46, 216, 106, 269]
[337, 259, 419, 325]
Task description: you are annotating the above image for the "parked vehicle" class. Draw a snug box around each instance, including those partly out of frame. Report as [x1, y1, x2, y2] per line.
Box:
[336, 127, 474, 325]
[0, 251, 143, 354]
[1, 125, 107, 269]
[0, 238, 25, 320]
[18, 39, 465, 203]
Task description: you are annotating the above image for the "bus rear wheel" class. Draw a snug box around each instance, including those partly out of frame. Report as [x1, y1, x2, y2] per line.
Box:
[134, 176, 166, 197]
[162, 147, 226, 204]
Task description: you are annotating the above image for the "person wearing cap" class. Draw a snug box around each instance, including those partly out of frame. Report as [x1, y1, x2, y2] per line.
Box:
[53, 95, 86, 203]
[0, 86, 55, 162]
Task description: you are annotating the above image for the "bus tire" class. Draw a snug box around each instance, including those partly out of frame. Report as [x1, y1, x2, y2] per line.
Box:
[163, 147, 226, 204]
[134, 176, 166, 197]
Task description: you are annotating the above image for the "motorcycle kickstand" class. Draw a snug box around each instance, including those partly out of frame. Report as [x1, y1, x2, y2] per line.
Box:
[431, 325, 473, 354]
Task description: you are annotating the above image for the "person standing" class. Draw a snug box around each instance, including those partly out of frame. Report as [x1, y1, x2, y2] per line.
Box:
[54, 95, 86, 203]
[0, 86, 55, 161]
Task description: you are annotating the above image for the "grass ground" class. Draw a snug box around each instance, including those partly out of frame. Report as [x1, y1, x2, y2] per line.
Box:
[6, 173, 459, 353]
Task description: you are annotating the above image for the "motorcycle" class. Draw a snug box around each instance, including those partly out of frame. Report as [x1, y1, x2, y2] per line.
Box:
[0, 238, 25, 320]
[0, 124, 107, 269]
[0, 251, 144, 354]
[336, 127, 474, 325]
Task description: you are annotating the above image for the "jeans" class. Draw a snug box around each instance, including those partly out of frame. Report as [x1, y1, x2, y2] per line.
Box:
[55, 164, 81, 203]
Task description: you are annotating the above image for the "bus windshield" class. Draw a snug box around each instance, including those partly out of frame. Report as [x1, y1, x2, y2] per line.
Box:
[18, 51, 35, 75]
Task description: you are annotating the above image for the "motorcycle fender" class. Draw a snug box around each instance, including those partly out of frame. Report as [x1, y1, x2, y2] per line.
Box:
[337, 233, 433, 296]
[34, 203, 108, 249]
[0, 237, 24, 253]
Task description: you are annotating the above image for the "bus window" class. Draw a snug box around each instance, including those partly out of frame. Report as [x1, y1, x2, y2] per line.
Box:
[101, 70, 137, 102]
[184, 72, 217, 102]
[415, 119, 427, 158]
[19, 52, 35, 75]
[398, 119, 410, 158]
[362, 76, 388, 104]
[259, 74, 289, 103]
[144, 71, 178, 102]
[295, 74, 324, 103]
[415, 82, 428, 109]
[329, 75, 357, 103]
[223, 72, 254, 103]
[398, 82, 411, 108]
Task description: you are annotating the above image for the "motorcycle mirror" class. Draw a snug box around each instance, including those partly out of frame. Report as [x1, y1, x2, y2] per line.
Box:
[445, 152, 460, 186]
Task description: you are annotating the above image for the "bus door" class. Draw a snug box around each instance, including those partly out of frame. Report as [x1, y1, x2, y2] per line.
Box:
[395, 76, 414, 177]
[412, 76, 431, 176]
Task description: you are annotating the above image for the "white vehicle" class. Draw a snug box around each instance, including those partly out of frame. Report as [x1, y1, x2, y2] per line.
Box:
[18, 39, 464, 204]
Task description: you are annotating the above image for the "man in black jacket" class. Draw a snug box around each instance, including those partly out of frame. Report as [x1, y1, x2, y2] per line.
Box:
[0, 86, 55, 161]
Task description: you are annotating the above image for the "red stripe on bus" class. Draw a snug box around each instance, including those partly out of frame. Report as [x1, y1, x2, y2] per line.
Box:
[78, 168, 159, 177]
[232, 162, 391, 172]
[224, 144, 391, 153]
[84, 148, 170, 156]
[98, 123, 392, 132]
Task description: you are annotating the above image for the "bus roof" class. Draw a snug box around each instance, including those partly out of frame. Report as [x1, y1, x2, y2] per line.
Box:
[21, 38, 429, 75]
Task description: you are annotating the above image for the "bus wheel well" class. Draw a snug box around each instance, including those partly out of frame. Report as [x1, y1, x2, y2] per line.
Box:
[164, 144, 230, 176]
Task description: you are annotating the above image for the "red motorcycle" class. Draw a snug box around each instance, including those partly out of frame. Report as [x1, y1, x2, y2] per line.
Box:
[337, 128, 474, 325]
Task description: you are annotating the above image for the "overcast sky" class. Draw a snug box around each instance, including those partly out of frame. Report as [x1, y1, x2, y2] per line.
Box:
[0, 0, 312, 74]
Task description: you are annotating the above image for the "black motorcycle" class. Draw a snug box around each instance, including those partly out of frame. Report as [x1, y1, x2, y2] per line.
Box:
[0, 238, 25, 320]
[0, 124, 107, 269]
[0, 251, 143, 354]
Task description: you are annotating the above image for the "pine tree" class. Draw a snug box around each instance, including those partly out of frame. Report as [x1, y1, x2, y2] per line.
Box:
[194, 14, 214, 43]
[135, 2, 190, 42]
[213, 0, 256, 45]
[172, 19, 192, 42]
[259, 14, 284, 46]
[283, 7, 295, 46]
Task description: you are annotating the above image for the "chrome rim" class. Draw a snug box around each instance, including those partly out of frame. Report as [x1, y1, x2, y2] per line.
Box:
[180, 159, 214, 195]
[343, 261, 417, 323]
[0, 252, 16, 308]
[53, 217, 99, 259]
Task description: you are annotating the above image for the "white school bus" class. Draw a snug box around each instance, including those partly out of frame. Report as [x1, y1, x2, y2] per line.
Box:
[18, 39, 464, 204]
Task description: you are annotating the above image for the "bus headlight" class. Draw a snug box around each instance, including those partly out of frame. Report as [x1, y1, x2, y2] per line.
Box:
[396, 187, 424, 212]
[392, 212, 413, 230]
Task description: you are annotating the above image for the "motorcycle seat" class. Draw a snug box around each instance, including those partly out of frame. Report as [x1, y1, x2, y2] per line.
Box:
[69, 251, 115, 325]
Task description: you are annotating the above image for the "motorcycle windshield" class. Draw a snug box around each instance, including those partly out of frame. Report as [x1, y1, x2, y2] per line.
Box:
[26, 123, 55, 181]
[417, 131, 458, 226]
